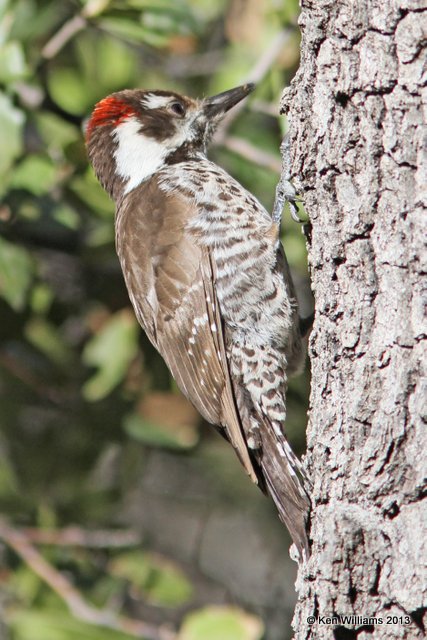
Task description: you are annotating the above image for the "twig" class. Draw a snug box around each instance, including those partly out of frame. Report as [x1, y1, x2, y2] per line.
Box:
[22, 525, 142, 549]
[222, 136, 281, 173]
[42, 15, 87, 59]
[166, 50, 224, 77]
[245, 28, 294, 85]
[0, 352, 62, 404]
[0, 519, 176, 640]
[249, 99, 279, 118]
[213, 28, 293, 145]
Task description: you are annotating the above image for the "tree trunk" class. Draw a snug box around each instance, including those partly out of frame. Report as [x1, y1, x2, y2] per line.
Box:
[281, 1, 426, 638]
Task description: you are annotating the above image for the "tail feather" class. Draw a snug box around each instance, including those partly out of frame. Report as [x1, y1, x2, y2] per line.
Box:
[227, 366, 310, 558]
[259, 417, 311, 560]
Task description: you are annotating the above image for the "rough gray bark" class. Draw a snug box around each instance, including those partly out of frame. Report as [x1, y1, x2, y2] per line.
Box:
[281, 1, 426, 638]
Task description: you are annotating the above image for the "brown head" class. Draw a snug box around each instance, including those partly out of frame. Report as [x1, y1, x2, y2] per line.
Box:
[85, 84, 255, 201]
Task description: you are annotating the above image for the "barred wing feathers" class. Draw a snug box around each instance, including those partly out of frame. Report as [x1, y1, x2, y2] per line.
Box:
[115, 178, 257, 482]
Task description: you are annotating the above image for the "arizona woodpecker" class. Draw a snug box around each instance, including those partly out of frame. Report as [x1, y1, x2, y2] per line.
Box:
[86, 84, 310, 558]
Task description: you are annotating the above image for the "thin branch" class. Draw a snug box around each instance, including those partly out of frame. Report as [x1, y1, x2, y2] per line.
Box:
[0, 519, 176, 640]
[0, 352, 61, 404]
[222, 136, 281, 173]
[42, 15, 87, 59]
[22, 525, 142, 549]
[249, 99, 280, 118]
[213, 28, 293, 145]
[165, 50, 224, 78]
[246, 28, 294, 85]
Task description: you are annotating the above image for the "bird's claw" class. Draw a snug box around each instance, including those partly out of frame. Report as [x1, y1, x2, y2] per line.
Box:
[272, 132, 304, 225]
[288, 196, 304, 223]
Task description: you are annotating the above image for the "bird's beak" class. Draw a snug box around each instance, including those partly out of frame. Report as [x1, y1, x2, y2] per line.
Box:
[203, 83, 255, 117]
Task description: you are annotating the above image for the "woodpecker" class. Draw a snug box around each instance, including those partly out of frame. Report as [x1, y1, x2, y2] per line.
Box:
[86, 84, 310, 558]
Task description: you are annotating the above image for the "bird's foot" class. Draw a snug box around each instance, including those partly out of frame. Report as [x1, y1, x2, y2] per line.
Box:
[272, 133, 303, 225]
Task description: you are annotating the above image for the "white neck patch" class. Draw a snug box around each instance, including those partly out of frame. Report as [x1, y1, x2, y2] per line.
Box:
[113, 118, 168, 194]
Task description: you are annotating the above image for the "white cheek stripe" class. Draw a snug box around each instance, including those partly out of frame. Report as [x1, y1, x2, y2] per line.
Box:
[113, 118, 168, 194]
[141, 94, 172, 109]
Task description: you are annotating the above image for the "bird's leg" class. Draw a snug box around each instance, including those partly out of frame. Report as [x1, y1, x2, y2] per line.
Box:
[272, 132, 303, 225]
[274, 134, 314, 337]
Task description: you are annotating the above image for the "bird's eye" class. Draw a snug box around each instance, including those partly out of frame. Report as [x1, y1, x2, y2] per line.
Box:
[170, 101, 185, 116]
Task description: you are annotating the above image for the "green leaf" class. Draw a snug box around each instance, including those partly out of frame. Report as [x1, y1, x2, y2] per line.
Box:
[0, 40, 28, 82]
[70, 168, 114, 217]
[123, 412, 198, 450]
[52, 204, 80, 230]
[0, 237, 34, 311]
[110, 550, 152, 585]
[9, 0, 62, 42]
[35, 111, 80, 150]
[179, 606, 264, 640]
[80, 0, 111, 18]
[86, 219, 115, 247]
[82, 309, 139, 401]
[141, 7, 197, 36]
[8, 563, 43, 606]
[98, 36, 137, 89]
[0, 434, 19, 496]
[185, 0, 225, 21]
[146, 557, 193, 607]
[47, 67, 92, 115]
[98, 17, 168, 46]
[25, 318, 73, 366]
[111, 550, 193, 607]
[0, 91, 25, 179]
[8, 609, 136, 640]
[10, 155, 58, 196]
[30, 283, 54, 314]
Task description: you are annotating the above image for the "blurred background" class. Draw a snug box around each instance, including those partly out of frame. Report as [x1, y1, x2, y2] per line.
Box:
[0, 1, 312, 638]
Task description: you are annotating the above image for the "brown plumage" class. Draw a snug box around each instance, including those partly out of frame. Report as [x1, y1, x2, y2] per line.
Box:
[116, 179, 255, 479]
[86, 84, 311, 559]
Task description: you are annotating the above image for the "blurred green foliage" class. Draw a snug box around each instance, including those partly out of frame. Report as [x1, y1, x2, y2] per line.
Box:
[179, 606, 264, 640]
[0, 0, 308, 637]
